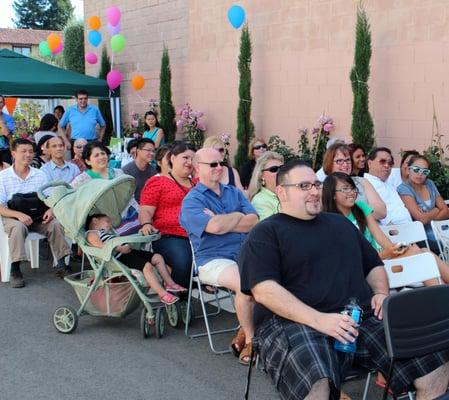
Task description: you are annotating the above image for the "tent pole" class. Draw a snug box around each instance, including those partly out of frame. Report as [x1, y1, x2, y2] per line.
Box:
[116, 97, 121, 138]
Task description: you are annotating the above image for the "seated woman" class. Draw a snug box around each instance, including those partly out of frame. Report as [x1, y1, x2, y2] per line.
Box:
[239, 137, 267, 189]
[202, 136, 244, 192]
[31, 134, 54, 169]
[322, 172, 449, 283]
[71, 141, 140, 235]
[71, 138, 88, 172]
[86, 214, 186, 305]
[397, 154, 449, 253]
[154, 144, 172, 176]
[348, 143, 366, 177]
[248, 151, 284, 220]
[322, 143, 386, 221]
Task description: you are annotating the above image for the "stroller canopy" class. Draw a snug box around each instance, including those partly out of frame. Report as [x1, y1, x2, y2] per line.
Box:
[40, 175, 135, 240]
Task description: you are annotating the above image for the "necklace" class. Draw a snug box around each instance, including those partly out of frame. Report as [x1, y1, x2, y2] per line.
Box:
[169, 172, 193, 193]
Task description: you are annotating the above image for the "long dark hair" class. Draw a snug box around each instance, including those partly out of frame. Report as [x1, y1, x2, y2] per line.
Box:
[322, 172, 367, 235]
[144, 111, 160, 130]
[348, 143, 366, 177]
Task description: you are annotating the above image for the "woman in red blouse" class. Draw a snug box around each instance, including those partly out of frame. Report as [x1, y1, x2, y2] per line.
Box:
[139, 142, 196, 287]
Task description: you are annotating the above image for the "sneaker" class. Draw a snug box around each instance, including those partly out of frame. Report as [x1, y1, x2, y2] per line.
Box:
[55, 266, 73, 279]
[10, 271, 25, 288]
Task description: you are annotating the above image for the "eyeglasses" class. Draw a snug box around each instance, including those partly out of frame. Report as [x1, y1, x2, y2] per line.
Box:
[262, 165, 283, 173]
[216, 148, 225, 153]
[74, 145, 84, 149]
[334, 158, 352, 166]
[378, 158, 394, 166]
[253, 144, 267, 150]
[335, 187, 359, 194]
[409, 165, 430, 176]
[198, 161, 227, 168]
[281, 181, 323, 191]
[140, 148, 156, 153]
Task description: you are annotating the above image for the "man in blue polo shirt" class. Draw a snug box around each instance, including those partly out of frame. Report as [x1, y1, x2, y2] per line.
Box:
[180, 147, 258, 364]
[59, 89, 106, 144]
[0, 95, 15, 164]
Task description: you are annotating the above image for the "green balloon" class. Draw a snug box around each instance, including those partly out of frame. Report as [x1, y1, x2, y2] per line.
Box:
[39, 41, 51, 57]
[111, 34, 126, 53]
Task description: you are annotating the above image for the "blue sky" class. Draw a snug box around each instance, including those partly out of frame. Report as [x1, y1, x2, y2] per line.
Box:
[0, 0, 84, 28]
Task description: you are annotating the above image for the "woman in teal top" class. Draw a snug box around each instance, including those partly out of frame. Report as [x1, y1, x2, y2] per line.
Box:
[248, 151, 284, 221]
[142, 111, 165, 148]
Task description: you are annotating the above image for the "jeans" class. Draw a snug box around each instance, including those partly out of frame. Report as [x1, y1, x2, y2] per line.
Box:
[425, 223, 440, 254]
[152, 235, 192, 287]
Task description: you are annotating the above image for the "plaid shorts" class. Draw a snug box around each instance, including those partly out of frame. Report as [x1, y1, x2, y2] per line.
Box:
[254, 315, 449, 400]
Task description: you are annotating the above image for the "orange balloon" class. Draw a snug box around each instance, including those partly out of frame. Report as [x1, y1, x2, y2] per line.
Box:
[131, 75, 145, 91]
[47, 33, 61, 52]
[87, 16, 101, 30]
[4, 98, 17, 115]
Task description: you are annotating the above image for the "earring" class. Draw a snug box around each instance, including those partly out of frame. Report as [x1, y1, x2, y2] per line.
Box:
[261, 178, 266, 187]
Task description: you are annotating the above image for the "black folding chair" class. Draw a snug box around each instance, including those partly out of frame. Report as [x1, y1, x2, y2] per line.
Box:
[382, 285, 449, 400]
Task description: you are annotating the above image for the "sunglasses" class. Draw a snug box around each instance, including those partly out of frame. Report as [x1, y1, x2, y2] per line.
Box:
[409, 165, 430, 176]
[334, 157, 352, 166]
[198, 161, 227, 168]
[74, 145, 85, 149]
[281, 181, 323, 191]
[253, 144, 267, 150]
[262, 165, 283, 173]
[378, 158, 394, 166]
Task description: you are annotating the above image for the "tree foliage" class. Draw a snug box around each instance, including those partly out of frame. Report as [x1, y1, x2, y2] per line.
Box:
[159, 46, 176, 143]
[234, 25, 253, 170]
[13, 0, 74, 30]
[350, 4, 375, 153]
[63, 21, 84, 74]
[98, 47, 114, 145]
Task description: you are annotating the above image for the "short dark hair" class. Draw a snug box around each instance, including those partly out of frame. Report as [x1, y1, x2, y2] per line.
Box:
[39, 113, 58, 131]
[400, 150, 419, 167]
[407, 154, 429, 168]
[276, 159, 311, 186]
[82, 141, 111, 168]
[11, 137, 34, 151]
[168, 141, 195, 168]
[367, 147, 393, 162]
[136, 138, 155, 150]
[36, 135, 54, 155]
[53, 105, 65, 114]
[85, 213, 108, 230]
[126, 139, 139, 154]
[75, 89, 88, 98]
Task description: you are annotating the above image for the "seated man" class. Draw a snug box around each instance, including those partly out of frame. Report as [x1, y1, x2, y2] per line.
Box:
[180, 148, 258, 364]
[122, 138, 156, 202]
[0, 138, 72, 288]
[239, 160, 449, 400]
[41, 136, 80, 183]
[364, 147, 412, 225]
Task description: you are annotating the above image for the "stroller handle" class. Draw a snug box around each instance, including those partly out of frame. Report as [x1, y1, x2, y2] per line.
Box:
[37, 181, 73, 201]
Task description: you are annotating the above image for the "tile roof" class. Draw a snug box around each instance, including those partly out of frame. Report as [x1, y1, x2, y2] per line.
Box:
[0, 28, 62, 45]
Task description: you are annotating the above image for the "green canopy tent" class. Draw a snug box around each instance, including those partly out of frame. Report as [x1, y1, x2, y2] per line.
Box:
[0, 49, 121, 135]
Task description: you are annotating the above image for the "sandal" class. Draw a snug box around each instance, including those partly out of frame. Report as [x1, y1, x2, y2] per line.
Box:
[239, 342, 254, 366]
[375, 377, 393, 396]
[230, 328, 246, 357]
[339, 392, 352, 400]
[159, 292, 179, 305]
[165, 283, 188, 293]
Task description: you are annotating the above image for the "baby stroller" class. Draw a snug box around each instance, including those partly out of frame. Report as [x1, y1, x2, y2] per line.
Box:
[38, 176, 181, 338]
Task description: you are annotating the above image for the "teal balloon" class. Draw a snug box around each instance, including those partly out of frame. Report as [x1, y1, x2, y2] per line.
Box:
[39, 41, 51, 57]
[227, 5, 245, 29]
[111, 34, 126, 53]
[88, 30, 102, 47]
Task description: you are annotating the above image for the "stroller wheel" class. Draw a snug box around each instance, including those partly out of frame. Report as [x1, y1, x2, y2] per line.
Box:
[155, 307, 166, 339]
[140, 307, 155, 339]
[166, 303, 181, 328]
[53, 306, 78, 334]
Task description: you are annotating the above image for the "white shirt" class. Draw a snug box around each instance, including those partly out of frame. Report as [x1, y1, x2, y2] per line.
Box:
[0, 166, 48, 206]
[316, 167, 327, 182]
[386, 167, 402, 189]
[364, 173, 412, 225]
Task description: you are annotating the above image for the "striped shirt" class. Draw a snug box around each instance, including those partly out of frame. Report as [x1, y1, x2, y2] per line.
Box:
[97, 228, 123, 258]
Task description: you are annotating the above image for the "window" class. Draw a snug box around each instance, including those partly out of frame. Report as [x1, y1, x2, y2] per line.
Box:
[12, 46, 31, 57]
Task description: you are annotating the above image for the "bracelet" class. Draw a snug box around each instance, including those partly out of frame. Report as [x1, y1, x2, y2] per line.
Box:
[141, 222, 152, 227]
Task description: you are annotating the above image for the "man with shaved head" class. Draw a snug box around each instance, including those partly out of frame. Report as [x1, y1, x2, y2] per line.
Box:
[180, 147, 258, 364]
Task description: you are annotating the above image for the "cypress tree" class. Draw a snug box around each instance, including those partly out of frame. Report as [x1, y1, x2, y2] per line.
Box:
[98, 47, 114, 145]
[350, 4, 375, 153]
[159, 46, 176, 143]
[63, 21, 85, 74]
[234, 25, 253, 169]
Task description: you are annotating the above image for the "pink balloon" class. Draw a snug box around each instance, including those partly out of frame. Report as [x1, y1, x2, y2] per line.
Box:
[106, 6, 121, 27]
[85, 52, 97, 64]
[51, 42, 64, 55]
[107, 69, 122, 90]
[107, 22, 121, 35]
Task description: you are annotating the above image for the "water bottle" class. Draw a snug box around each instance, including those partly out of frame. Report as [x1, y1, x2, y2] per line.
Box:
[334, 298, 362, 353]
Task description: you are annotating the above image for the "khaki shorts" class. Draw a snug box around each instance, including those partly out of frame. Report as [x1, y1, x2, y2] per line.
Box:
[198, 258, 238, 286]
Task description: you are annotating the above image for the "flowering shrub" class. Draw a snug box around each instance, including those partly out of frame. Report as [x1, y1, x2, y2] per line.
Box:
[12, 102, 43, 140]
[219, 132, 231, 160]
[176, 103, 206, 150]
[123, 99, 161, 138]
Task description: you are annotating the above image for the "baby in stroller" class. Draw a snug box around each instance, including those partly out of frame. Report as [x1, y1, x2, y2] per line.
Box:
[86, 213, 187, 305]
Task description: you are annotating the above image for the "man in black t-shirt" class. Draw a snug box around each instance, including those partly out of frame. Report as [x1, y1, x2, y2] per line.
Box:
[239, 160, 449, 400]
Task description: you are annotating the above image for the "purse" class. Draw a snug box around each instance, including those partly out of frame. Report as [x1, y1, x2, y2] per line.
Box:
[7, 192, 49, 222]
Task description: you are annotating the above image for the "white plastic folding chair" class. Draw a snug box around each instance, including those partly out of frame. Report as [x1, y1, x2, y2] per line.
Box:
[380, 221, 429, 248]
[383, 252, 441, 289]
[184, 242, 239, 354]
[431, 220, 449, 262]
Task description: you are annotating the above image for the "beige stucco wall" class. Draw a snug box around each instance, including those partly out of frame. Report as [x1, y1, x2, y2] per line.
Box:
[85, 0, 449, 159]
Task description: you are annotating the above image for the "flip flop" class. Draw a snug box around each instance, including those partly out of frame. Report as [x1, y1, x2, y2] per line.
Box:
[160, 292, 179, 305]
[239, 342, 254, 366]
[375, 378, 394, 395]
